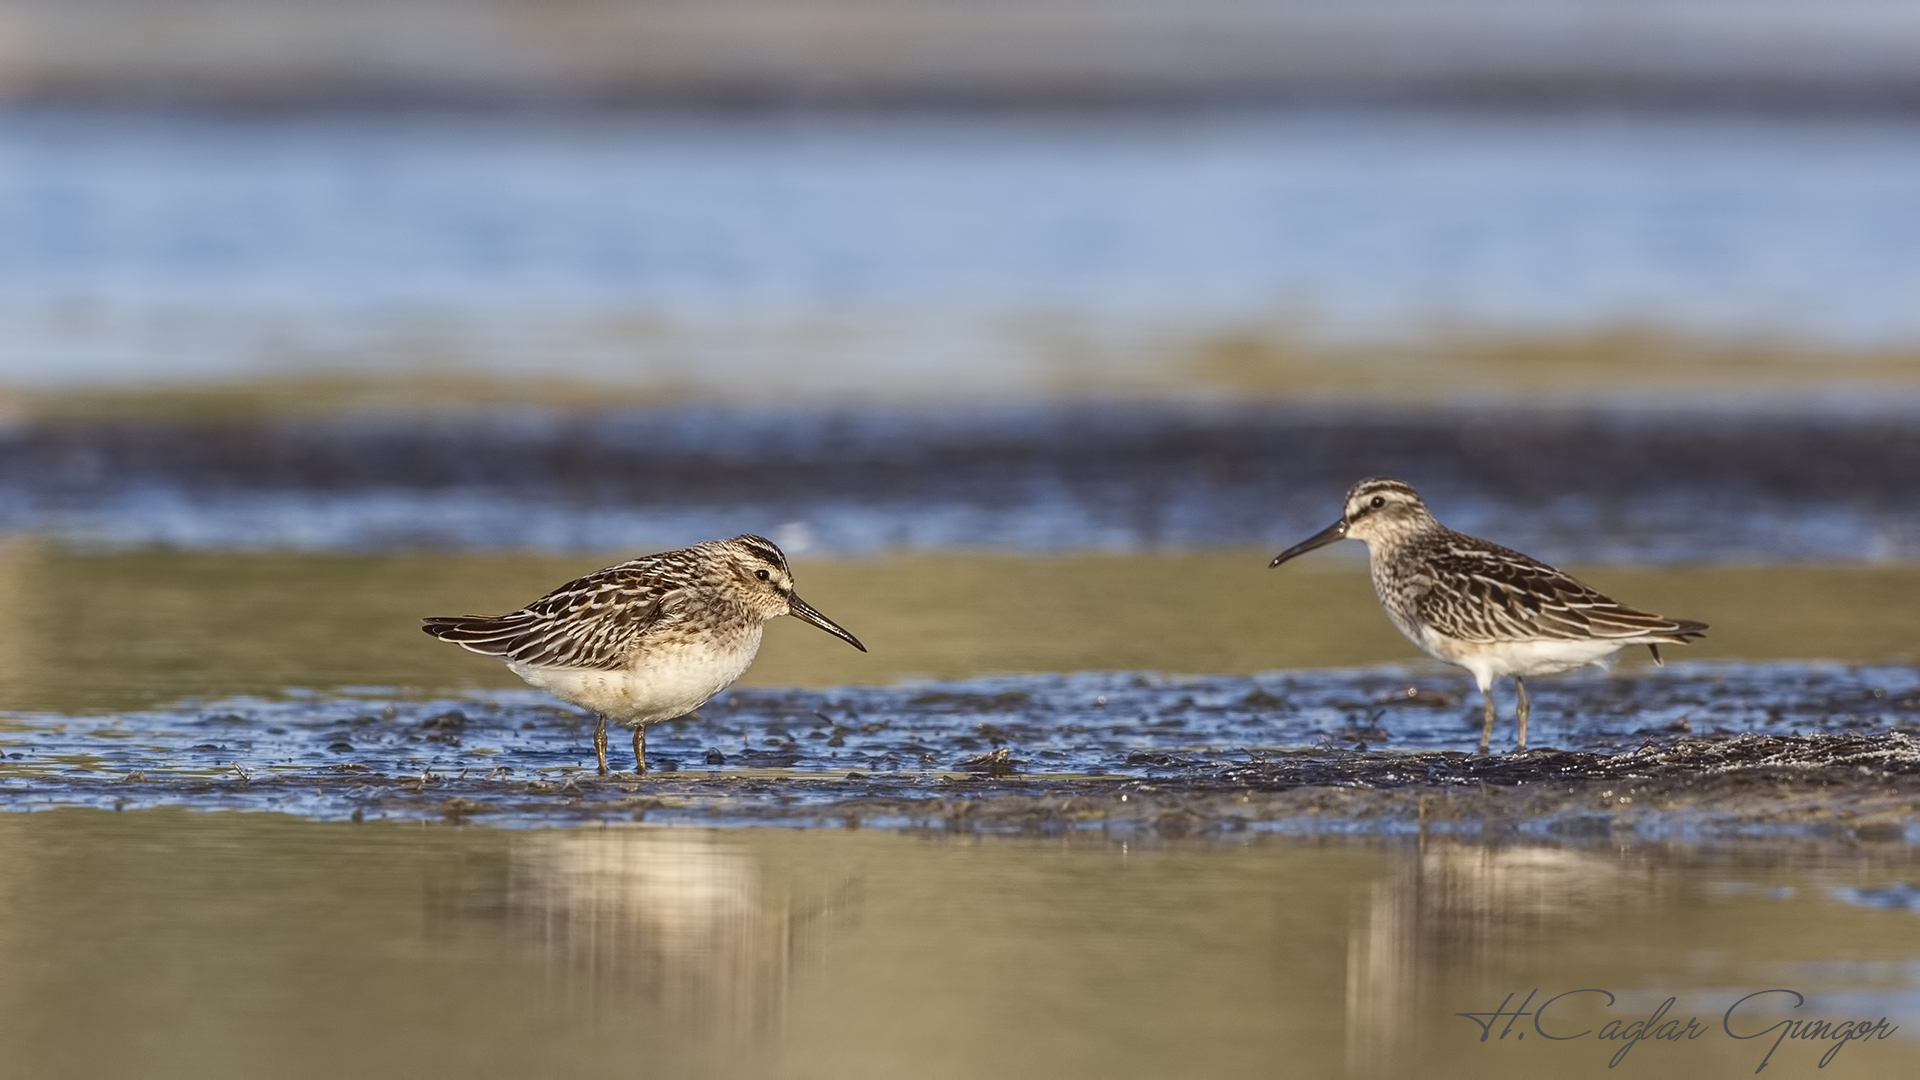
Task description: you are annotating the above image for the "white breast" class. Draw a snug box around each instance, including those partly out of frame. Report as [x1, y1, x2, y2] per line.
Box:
[509, 626, 764, 726]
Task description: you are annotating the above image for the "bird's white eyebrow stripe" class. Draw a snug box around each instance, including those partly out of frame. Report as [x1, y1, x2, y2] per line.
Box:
[735, 534, 786, 568]
[1351, 478, 1417, 499]
[741, 544, 784, 568]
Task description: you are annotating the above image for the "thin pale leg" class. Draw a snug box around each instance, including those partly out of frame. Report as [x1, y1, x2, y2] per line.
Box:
[632, 725, 647, 776]
[1478, 676, 1496, 755]
[593, 715, 609, 775]
[1515, 677, 1530, 752]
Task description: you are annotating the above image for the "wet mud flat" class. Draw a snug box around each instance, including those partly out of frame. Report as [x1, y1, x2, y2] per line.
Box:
[6, 662, 1920, 839]
[6, 404, 1920, 560]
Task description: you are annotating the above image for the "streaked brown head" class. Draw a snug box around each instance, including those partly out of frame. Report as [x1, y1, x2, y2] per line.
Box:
[710, 535, 866, 652]
[1269, 477, 1438, 567]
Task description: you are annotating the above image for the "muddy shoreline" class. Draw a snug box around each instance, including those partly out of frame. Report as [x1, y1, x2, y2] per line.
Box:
[9, 731, 1920, 842]
[6, 664, 1920, 836]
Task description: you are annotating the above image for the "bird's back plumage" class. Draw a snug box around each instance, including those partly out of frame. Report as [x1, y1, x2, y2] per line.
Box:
[1391, 530, 1708, 647]
[422, 555, 697, 671]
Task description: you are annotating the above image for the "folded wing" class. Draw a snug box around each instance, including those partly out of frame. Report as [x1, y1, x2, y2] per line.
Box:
[1415, 537, 1708, 645]
[422, 561, 686, 670]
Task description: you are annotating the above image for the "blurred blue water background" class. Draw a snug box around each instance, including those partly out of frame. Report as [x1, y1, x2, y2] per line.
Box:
[0, 405, 1913, 560]
[3, 1, 1920, 558]
[2, 108, 1918, 391]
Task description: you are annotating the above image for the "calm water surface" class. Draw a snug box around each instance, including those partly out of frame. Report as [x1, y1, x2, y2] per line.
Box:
[0, 810, 1915, 1079]
[3, 547, 1919, 713]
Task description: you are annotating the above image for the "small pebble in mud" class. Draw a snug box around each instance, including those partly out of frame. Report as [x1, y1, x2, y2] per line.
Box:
[1375, 687, 1458, 707]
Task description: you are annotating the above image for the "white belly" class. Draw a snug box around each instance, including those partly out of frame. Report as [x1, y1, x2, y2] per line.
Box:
[509, 627, 763, 726]
[1418, 630, 1627, 686]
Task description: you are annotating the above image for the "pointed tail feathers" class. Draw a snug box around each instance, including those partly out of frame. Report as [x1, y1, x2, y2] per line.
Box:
[1646, 618, 1708, 665]
[1664, 619, 1709, 643]
[422, 614, 525, 657]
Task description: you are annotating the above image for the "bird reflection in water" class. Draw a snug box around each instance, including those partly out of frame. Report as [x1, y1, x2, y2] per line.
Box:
[1345, 842, 1665, 1076]
[507, 828, 811, 1053]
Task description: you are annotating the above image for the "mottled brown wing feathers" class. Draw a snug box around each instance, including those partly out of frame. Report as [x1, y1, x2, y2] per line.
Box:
[1414, 535, 1707, 645]
[422, 559, 686, 670]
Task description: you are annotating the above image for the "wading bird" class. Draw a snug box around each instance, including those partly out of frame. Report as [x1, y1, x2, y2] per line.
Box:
[1268, 478, 1706, 752]
[424, 535, 865, 774]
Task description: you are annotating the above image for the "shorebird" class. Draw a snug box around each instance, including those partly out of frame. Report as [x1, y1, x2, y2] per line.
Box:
[1268, 478, 1706, 753]
[423, 535, 865, 775]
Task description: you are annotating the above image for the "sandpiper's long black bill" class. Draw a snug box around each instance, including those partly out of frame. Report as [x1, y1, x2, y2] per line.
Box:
[1268, 519, 1348, 567]
[788, 593, 867, 652]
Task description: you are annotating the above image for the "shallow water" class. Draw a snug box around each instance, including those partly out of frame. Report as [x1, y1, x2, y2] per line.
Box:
[5, 547, 1920, 714]
[0, 810, 1916, 1079]
[3, 661, 1919, 831]
[0, 546, 1914, 1071]
[0, 548, 1917, 831]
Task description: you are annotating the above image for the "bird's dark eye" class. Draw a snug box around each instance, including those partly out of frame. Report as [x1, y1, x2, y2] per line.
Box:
[755, 569, 770, 581]
[1370, 496, 1385, 508]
